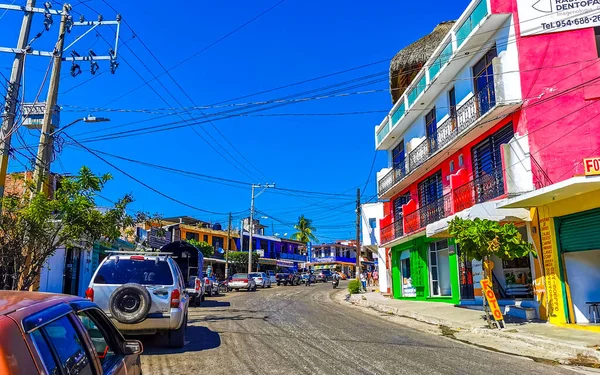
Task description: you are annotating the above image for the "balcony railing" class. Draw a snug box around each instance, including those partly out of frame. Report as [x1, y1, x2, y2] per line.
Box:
[279, 253, 307, 262]
[409, 81, 496, 172]
[454, 167, 505, 213]
[405, 194, 452, 235]
[378, 161, 407, 196]
[381, 216, 404, 245]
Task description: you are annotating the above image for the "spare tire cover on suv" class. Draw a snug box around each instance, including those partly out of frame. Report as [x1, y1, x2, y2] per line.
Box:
[109, 283, 152, 324]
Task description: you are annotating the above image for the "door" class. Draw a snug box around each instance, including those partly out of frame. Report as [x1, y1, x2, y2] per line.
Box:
[473, 46, 497, 115]
[418, 171, 444, 226]
[392, 141, 406, 177]
[471, 123, 513, 203]
[63, 248, 81, 296]
[448, 87, 457, 130]
[458, 245, 475, 300]
[393, 193, 411, 237]
[429, 240, 451, 297]
[425, 108, 438, 153]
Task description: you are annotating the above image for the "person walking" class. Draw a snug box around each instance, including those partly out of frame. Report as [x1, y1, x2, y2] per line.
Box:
[360, 272, 367, 292]
[373, 269, 379, 287]
[367, 270, 373, 287]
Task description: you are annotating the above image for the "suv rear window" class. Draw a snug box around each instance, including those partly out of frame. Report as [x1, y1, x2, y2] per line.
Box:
[94, 259, 174, 285]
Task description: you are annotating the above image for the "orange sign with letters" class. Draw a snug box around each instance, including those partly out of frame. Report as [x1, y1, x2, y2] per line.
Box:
[583, 157, 600, 176]
[480, 279, 504, 321]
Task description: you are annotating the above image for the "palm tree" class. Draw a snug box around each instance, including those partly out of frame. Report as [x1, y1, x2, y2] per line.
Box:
[290, 215, 318, 243]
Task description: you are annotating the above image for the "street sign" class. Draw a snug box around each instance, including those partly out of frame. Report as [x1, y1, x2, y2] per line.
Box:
[307, 242, 312, 263]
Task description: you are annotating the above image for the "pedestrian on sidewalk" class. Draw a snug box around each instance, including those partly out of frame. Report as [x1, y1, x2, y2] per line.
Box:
[360, 272, 367, 292]
[367, 271, 372, 287]
[373, 270, 379, 287]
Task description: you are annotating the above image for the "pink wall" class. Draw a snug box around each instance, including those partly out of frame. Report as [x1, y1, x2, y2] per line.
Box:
[492, 0, 600, 183]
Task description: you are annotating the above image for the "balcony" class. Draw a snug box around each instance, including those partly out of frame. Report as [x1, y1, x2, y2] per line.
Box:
[374, 0, 513, 151]
[380, 167, 509, 246]
[279, 253, 307, 262]
[378, 161, 407, 196]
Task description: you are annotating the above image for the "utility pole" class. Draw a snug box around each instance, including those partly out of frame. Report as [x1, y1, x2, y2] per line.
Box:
[225, 212, 232, 279]
[32, 3, 70, 194]
[0, 0, 36, 199]
[356, 188, 361, 280]
[248, 183, 275, 274]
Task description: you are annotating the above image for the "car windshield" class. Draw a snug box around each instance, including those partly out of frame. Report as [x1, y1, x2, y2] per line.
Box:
[94, 258, 174, 285]
[232, 273, 248, 279]
[250, 273, 261, 278]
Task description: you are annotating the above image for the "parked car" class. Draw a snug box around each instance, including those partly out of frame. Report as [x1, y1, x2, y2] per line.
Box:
[203, 273, 219, 296]
[229, 273, 257, 291]
[266, 270, 277, 283]
[172, 241, 205, 308]
[300, 273, 316, 284]
[0, 291, 143, 375]
[185, 275, 205, 307]
[86, 252, 189, 348]
[276, 270, 301, 286]
[315, 269, 333, 282]
[250, 272, 272, 288]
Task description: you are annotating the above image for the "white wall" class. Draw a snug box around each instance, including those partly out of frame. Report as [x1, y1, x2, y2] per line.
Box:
[502, 133, 534, 195]
[39, 247, 65, 293]
[361, 203, 384, 247]
[564, 250, 600, 324]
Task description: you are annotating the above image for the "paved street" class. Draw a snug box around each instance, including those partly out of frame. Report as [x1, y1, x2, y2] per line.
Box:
[140, 283, 581, 375]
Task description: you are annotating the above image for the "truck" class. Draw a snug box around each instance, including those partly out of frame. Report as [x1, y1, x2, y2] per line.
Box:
[276, 270, 301, 286]
[163, 241, 205, 307]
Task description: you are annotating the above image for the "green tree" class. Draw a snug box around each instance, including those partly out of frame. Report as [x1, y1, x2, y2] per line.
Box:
[186, 239, 214, 258]
[448, 218, 536, 262]
[290, 215, 318, 243]
[227, 251, 259, 274]
[0, 166, 136, 290]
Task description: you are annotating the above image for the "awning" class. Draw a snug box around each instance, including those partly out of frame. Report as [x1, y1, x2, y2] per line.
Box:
[426, 199, 531, 238]
[498, 176, 600, 209]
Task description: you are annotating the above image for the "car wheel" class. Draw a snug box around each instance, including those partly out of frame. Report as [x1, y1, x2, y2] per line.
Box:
[277, 282, 280, 286]
[201, 293, 205, 302]
[208, 288, 212, 297]
[168, 315, 186, 349]
[195, 296, 201, 307]
[268, 283, 272, 288]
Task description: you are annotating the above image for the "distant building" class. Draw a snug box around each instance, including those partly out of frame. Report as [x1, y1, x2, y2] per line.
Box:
[361, 202, 389, 294]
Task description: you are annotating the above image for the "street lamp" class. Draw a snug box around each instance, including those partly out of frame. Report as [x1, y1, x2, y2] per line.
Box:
[50, 115, 110, 136]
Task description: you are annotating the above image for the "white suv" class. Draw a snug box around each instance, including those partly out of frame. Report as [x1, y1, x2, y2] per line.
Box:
[86, 252, 189, 348]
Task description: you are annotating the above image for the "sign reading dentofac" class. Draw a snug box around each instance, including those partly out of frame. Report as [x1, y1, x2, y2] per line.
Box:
[517, 0, 600, 36]
[584, 157, 600, 176]
[480, 279, 504, 321]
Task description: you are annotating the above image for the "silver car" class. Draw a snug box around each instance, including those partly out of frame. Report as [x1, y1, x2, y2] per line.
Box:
[86, 252, 189, 348]
[251, 272, 272, 288]
[228, 273, 257, 291]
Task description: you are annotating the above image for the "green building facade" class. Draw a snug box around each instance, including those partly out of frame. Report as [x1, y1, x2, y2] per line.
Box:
[391, 236, 460, 304]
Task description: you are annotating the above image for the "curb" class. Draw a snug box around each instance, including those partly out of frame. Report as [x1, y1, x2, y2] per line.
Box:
[341, 293, 600, 365]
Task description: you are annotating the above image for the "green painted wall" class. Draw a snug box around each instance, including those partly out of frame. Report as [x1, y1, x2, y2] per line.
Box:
[391, 236, 460, 304]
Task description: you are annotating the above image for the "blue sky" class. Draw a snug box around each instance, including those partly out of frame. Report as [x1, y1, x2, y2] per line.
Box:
[0, 0, 466, 242]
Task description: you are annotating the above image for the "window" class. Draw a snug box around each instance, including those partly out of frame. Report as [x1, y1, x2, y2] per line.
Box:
[185, 232, 199, 241]
[76, 312, 117, 369]
[368, 218, 377, 229]
[425, 108, 438, 153]
[429, 240, 451, 297]
[213, 236, 224, 250]
[41, 315, 94, 375]
[458, 154, 464, 167]
[418, 171, 443, 207]
[450, 160, 455, 173]
[30, 329, 59, 375]
[595, 27, 600, 57]
[94, 259, 174, 285]
[203, 235, 209, 242]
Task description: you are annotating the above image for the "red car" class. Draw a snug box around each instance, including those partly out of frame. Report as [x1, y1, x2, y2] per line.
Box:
[0, 291, 143, 375]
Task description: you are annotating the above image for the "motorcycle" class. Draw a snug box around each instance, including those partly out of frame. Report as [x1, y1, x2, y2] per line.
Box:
[332, 278, 339, 289]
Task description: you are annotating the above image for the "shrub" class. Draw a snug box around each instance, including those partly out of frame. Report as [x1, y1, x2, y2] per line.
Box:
[348, 279, 361, 294]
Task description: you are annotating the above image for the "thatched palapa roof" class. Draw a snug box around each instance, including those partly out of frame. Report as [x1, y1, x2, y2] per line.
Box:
[390, 21, 455, 104]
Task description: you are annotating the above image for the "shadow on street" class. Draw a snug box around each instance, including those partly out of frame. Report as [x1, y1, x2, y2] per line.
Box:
[140, 325, 221, 355]
[198, 300, 231, 308]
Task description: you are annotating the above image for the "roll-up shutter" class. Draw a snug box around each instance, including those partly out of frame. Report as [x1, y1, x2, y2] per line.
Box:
[558, 208, 600, 253]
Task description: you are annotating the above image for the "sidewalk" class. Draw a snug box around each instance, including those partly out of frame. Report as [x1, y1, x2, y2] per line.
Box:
[341, 291, 600, 367]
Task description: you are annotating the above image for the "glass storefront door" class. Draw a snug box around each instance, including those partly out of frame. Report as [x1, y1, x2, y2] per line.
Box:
[429, 240, 451, 297]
